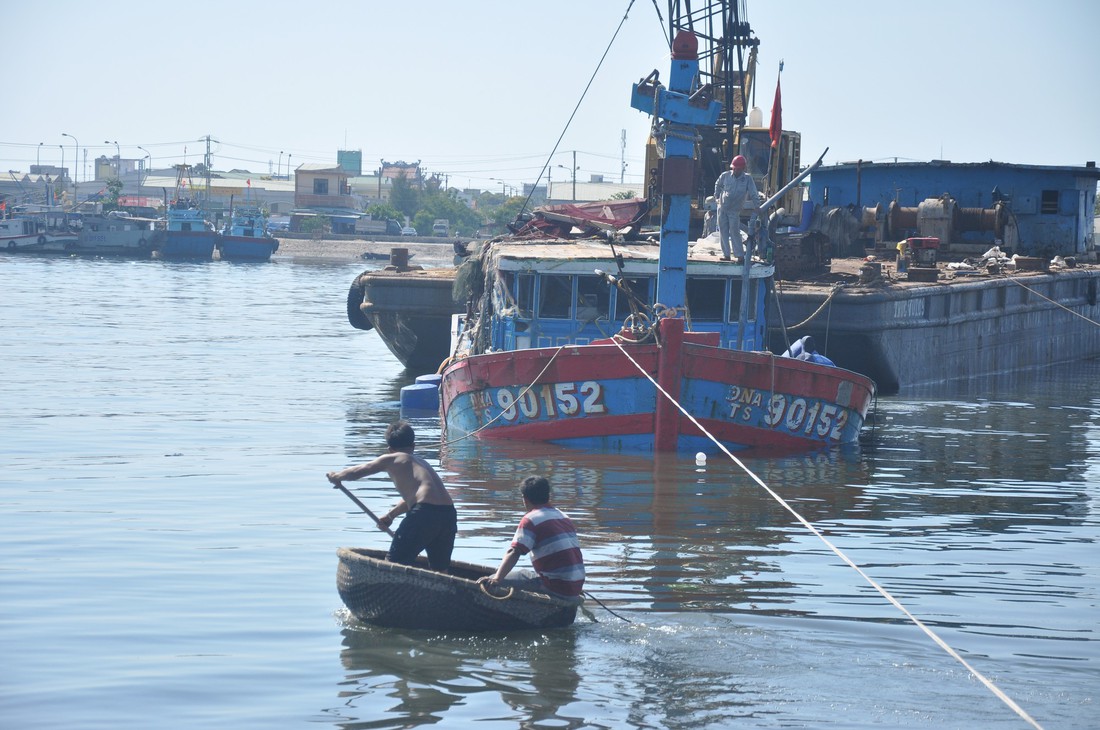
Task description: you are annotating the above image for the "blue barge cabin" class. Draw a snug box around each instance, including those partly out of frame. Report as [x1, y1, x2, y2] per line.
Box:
[807, 160, 1100, 259]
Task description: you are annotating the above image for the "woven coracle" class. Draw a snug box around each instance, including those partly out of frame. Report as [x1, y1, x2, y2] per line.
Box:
[336, 547, 581, 631]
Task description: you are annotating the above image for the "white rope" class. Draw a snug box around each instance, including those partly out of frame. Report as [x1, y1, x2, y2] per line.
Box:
[1008, 276, 1100, 327]
[432, 345, 569, 449]
[609, 335, 1046, 730]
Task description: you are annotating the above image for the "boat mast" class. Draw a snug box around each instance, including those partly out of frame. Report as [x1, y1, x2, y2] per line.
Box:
[659, 1, 758, 216]
[631, 31, 721, 311]
[202, 135, 213, 212]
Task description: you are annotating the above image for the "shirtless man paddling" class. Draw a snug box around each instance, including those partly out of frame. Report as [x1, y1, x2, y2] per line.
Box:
[327, 420, 457, 571]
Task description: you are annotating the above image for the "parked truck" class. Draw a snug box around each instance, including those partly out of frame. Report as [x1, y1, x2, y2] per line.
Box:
[354, 216, 402, 237]
[432, 219, 450, 237]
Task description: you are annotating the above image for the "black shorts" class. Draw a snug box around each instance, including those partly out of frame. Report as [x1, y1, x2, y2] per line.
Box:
[388, 502, 457, 571]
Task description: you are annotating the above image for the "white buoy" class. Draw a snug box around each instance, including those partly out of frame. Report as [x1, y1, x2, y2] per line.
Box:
[695, 452, 706, 466]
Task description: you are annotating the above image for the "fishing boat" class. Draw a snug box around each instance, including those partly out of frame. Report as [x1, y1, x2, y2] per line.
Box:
[0, 213, 79, 252]
[159, 203, 217, 259]
[75, 211, 160, 256]
[217, 202, 278, 261]
[156, 164, 217, 260]
[1, 215, 52, 251]
[438, 31, 875, 454]
[336, 548, 581, 631]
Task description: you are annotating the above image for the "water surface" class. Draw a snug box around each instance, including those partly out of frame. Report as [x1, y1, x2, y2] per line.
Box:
[2, 253, 1096, 728]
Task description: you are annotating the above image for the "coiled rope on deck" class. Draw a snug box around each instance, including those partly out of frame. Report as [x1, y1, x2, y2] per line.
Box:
[607, 334, 1046, 730]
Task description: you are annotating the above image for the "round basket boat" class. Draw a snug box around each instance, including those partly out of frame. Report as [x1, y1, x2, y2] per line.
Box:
[336, 547, 581, 632]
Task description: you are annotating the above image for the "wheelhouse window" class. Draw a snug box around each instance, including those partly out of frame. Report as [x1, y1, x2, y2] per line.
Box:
[313, 179, 330, 195]
[727, 280, 748, 321]
[498, 271, 535, 317]
[686, 278, 726, 321]
[538, 274, 573, 319]
[576, 275, 611, 323]
[515, 272, 534, 317]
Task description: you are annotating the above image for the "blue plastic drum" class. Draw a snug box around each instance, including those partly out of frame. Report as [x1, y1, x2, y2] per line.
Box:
[400, 382, 439, 412]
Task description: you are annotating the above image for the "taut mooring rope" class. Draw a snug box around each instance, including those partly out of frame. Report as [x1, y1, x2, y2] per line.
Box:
[608, 334, 1045, 730]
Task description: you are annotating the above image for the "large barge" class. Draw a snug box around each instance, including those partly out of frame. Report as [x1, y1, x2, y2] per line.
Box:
[769, 260, 1100, 393]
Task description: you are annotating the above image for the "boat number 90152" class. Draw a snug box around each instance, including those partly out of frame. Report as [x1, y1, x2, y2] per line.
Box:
[496, 381, 605, 422]
[728, 386, 849, 440]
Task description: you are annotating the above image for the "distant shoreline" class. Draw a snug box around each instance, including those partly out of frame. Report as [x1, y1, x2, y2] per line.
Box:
[271, 237, 461, 267]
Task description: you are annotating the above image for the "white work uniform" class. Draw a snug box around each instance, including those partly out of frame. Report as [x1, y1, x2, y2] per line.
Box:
[714, 170, 759, 259]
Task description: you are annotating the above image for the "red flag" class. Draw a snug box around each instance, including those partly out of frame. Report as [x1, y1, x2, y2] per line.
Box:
[769, 74, 782, 149]
[247, 178, 251, 187]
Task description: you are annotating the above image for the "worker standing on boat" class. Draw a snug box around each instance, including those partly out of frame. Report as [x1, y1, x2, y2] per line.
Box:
[327, 421, 457, 571]
[714, 154, 760, 262]
[478, 476, 585, 599]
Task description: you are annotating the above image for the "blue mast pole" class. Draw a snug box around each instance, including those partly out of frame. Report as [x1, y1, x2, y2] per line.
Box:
[630, 31, 721, 312]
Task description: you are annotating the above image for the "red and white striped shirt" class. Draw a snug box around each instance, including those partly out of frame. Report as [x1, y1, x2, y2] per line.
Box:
[511, 505, 585, 597]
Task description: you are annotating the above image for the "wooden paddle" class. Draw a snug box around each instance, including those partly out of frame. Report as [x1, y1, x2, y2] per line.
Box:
[330, 480, 395, 537]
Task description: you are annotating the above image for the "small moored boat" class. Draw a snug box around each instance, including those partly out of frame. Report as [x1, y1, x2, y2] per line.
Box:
[0, 213, 79, 252]
[217, 201, 279, 262]
[157, 164, 217, 260]
[336, 547, 581, 631]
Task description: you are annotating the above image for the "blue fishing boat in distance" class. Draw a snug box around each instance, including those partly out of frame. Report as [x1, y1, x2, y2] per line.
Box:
[156, 164, 217, 260]
[217, 201, 278, 262]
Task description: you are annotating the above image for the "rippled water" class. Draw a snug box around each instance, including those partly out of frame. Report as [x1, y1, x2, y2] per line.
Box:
[2, 253, 1097, 729]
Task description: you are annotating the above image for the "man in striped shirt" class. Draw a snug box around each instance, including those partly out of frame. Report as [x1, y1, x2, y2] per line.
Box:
[478, 476, 585, 599]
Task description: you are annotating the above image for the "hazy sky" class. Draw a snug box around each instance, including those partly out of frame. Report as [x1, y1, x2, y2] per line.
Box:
[4, 0, 1097, 191]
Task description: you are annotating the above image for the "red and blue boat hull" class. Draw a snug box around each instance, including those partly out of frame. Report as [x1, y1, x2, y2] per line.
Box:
[440, 320, 875, 455]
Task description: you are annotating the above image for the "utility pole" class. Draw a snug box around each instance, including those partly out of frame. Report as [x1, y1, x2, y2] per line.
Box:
[572, 150, 577, 202]
[620, 129, 627, 183]
[137, 146, 151, 194]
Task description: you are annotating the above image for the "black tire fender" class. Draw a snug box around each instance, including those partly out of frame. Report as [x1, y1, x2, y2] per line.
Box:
[38, 235, 47, 245]
[347, 279, 373, 331]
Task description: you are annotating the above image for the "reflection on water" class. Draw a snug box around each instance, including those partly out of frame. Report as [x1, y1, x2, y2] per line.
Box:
[336, 623, 584, 729]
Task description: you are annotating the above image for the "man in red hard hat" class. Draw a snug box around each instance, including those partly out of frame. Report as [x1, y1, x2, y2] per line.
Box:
[713, 154, 759, 262]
